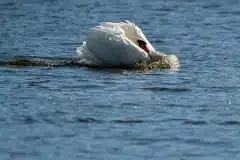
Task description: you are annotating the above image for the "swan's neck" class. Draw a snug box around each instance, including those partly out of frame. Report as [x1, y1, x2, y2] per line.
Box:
[148, 51, 167, 62]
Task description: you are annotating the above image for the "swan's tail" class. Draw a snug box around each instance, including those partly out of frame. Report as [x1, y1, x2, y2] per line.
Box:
[76, 42, 104, 66]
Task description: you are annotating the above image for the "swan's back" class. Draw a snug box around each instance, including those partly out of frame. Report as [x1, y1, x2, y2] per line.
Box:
[77, 21, 150, 67]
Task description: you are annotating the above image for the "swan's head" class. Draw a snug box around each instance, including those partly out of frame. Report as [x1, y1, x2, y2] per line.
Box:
[119, 21, 165, 61]
[119, 21, 154, 53]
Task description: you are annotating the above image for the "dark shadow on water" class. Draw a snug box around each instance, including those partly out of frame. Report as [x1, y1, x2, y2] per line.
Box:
[112, 120, 145, 124]
[142, 87, 191, 92]
[218, 121, 240, 126]
[183, 119, 208, 125]
[76, 118, 152, 124]
[77, 118, 103, 123]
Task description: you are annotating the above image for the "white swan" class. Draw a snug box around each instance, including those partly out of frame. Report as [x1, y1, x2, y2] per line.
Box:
[76, 20, 179, 68]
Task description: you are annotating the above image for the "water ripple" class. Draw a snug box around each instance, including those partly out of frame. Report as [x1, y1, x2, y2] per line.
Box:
[142, 87, 191, 92]
[76, 118, 146, 124]
[218, 121, 240, 126]
[1, 0, 240, 159]
[77, 118, 102, 124]
[183, 119, 208, 125]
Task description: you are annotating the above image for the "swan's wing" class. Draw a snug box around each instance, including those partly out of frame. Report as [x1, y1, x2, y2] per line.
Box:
[76, 42, 104, 66]
[85, 25, 149, 66]
[108, 21, 155, 52]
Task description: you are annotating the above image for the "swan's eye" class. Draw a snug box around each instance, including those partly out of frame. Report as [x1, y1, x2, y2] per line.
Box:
[137, 40, 150, 53]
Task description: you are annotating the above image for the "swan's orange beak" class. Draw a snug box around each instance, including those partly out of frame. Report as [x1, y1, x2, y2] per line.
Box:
[137, 40, 150, 53]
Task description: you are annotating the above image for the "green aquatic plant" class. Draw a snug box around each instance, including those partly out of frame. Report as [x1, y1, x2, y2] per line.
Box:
[132, 54, 180, 70]
[2, 54, 180, 70]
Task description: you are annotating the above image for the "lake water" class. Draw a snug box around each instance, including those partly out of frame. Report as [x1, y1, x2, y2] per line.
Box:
[0, 0, 240, 159]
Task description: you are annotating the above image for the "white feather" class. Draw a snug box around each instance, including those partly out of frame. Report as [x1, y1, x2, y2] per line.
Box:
[76, 21, 157, 67]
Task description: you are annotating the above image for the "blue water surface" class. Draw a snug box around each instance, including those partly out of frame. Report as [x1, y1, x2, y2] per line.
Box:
[0, 0, 240, 159]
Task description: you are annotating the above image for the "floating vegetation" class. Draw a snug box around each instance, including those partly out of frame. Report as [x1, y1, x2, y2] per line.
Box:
[0, 58, 77, 67]
[131, 54, 180, 70]
[7, 59, 57, 67]
[0, 54, 180, 70]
